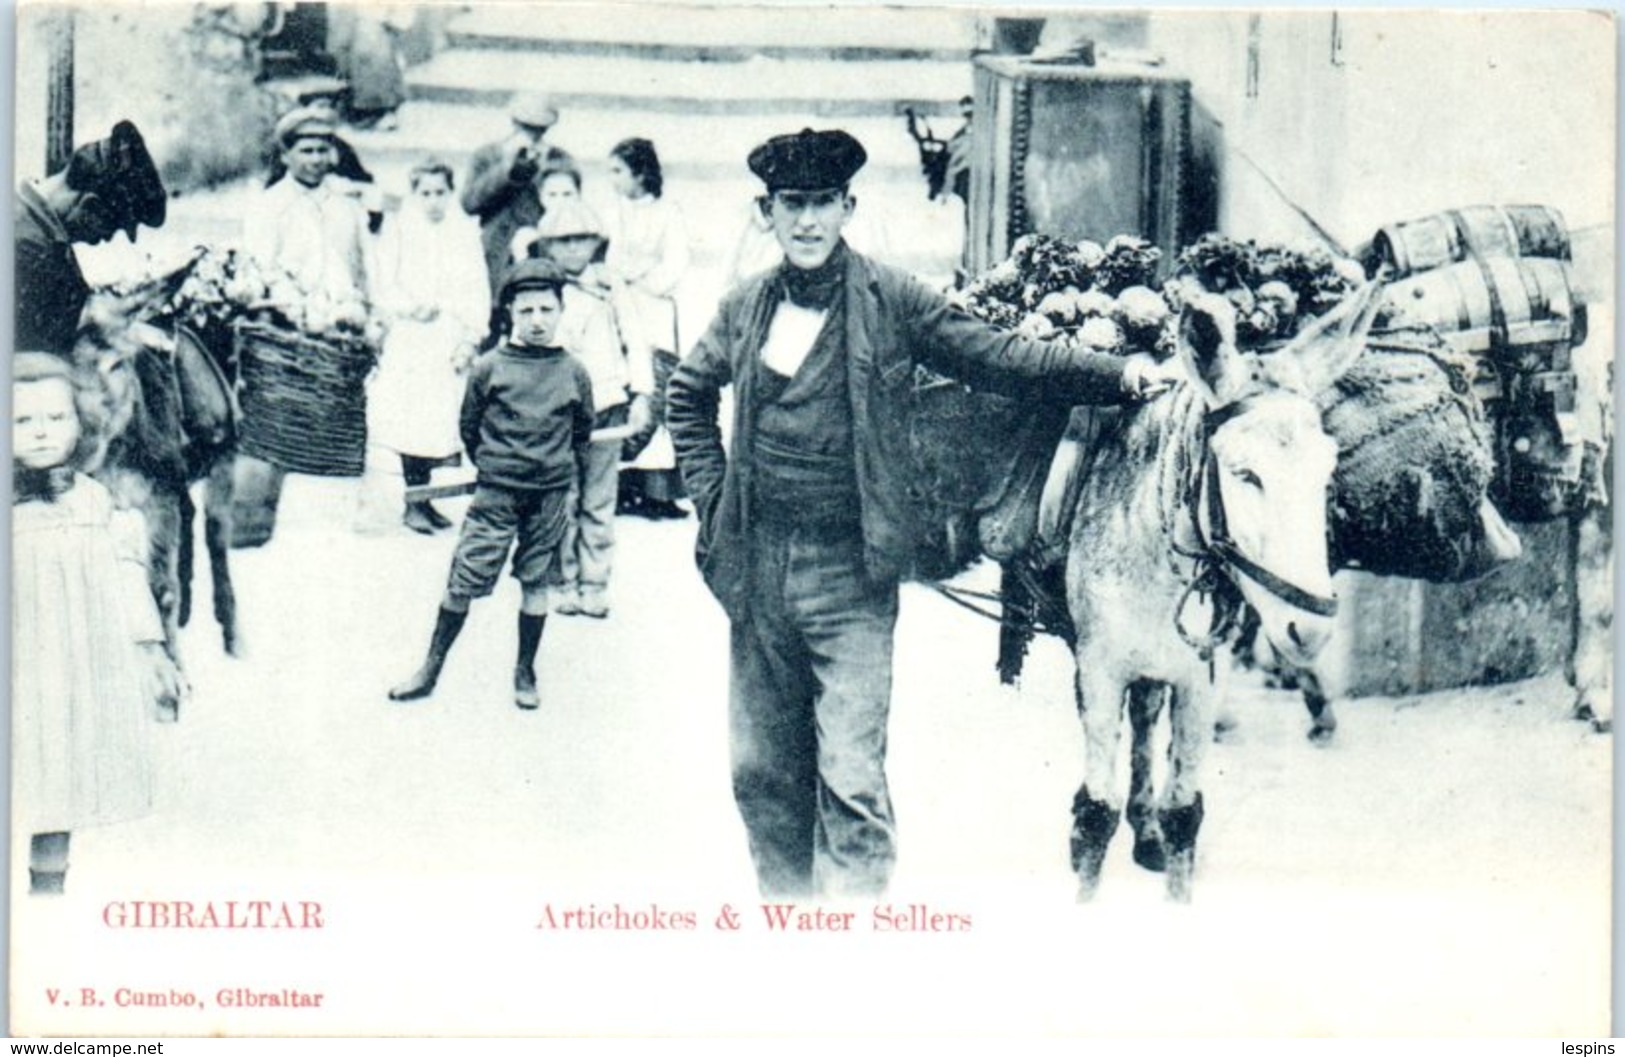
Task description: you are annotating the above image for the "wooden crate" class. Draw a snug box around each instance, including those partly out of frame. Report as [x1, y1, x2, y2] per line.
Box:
[1317, 519, 1576, 698]
[966, 54, 1208, 274]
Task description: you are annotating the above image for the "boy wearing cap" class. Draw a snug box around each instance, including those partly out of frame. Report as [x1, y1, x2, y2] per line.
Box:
[16, 120, 167, 357]
[461, 93, 573, 293]
[389, 260, 594, 710]
[668, 128, 1181, 898]
[530, 200, 654, 618]
[243, 106, 373, 308]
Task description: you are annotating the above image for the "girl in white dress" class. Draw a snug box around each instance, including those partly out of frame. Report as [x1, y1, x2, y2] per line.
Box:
[12, 353, 180, 894]
[371, 159, 492, 532]
[604, 138, 692, 519]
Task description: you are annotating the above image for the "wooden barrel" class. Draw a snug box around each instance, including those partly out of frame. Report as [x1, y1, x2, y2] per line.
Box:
[235, 321, 375, 477]
[1376, 256, 1578, 356]
[1369, 205, 1570, 277]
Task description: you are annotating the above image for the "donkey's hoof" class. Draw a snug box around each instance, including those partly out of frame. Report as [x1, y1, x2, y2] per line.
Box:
[1307, 721, 1337, 746]
[1132, 831, 1167, 872]
[1164, 851, 1195, 903]
[1075, 876, 1102, 903]
[1573, 694, 1612, 734]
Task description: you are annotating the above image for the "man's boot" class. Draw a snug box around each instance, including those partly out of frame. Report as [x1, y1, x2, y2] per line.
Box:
[389, 607, 467, 701]
[515, 612, 546, 710]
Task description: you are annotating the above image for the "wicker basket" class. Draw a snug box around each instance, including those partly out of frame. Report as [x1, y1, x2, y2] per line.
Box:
[234, 321, 376, 477]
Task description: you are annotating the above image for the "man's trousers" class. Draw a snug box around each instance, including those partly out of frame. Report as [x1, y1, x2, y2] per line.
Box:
[728, 518, 899, 899]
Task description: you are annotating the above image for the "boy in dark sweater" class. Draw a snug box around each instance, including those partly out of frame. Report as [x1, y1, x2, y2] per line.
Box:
[389, 259, 595, 710]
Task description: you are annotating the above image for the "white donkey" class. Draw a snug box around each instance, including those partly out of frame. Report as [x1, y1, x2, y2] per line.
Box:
[1066, 286, 1382, 901]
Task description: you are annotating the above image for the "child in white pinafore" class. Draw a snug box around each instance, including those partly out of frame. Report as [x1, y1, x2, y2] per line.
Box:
[11, 352, 181, 895]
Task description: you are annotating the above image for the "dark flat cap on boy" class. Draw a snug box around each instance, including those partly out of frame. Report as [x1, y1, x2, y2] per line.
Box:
[65, 120, 167, 236]
[499, 258, 569, 302]
[747, 128, 867, 191]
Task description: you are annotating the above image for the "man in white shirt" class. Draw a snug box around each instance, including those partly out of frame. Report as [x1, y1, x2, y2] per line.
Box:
[242, 107, 373, 309]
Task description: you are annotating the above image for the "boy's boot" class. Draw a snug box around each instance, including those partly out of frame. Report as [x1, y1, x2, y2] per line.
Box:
[578, 586, 609, 619]
[390, 607, 467, 701]
[515, 612, 546, 710]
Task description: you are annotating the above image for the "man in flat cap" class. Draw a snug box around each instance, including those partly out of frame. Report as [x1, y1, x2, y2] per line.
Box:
[242, 106, 374, 307]
[461, 92, 574, 293]
[16, 120, 167, 357]
[668, 128, 1179, 899]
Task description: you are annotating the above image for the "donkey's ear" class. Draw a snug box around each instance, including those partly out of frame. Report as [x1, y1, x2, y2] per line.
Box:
[1278, 279, 1386, 395]
[1176, 292, 1250, 406]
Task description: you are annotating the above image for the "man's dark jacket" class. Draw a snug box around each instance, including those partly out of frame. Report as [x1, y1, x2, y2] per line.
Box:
[460, 141, 572, 291]
[15, 184, 89, 356]
[667, 247, 1131, 623]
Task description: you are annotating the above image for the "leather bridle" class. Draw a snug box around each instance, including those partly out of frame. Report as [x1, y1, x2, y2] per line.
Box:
[1173, 395, 1339, 652]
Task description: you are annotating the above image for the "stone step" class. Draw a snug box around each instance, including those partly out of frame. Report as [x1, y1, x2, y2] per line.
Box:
[444, 3, 978, 62]
[407, 47, 973, 117]
[344, 103, 959, 185]
[120, 177, 963, 280]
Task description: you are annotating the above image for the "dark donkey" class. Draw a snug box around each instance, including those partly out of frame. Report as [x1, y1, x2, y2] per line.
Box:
[75, 267, 242, 679]
[1260, 242, 1606, 740]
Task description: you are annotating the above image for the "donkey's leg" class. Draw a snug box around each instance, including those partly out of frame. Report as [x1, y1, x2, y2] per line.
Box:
[204, 458, 241, 656]
[1126, 680, 1167, 872]
[1299, 666, 1337, 744]
[1569, 502, 1612, 733]
[146, 491, 185, 663]
[1070, 663, 1126, 901]
[177, 488, 196, 629]
[1161, 681, 1211, 902]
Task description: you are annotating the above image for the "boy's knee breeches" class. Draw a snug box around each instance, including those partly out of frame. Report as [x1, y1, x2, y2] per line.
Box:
[446, 483, 571, 599]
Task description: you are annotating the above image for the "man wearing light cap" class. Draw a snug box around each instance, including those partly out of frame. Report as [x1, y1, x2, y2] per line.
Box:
[461, 92, 573, 292]
[16, 120, 167, 357]
[668, 128, 1180, 898]
[242, 105, 373, 307]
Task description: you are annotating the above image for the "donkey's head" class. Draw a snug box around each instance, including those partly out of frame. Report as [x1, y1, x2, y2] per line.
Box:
[1177, 286, 1380, 666]
[72, 286, 179, 449]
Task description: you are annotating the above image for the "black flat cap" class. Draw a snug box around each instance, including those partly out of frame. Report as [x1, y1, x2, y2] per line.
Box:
[499, 258, 569, 303]
[66, 120, 167, 237]
[747, 128, 867, 192]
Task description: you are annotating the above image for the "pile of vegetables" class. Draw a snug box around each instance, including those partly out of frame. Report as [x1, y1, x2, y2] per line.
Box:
[943, 229, 1508, 587]
[949, 231, 1368, 353]
[102, 246, 378, 349]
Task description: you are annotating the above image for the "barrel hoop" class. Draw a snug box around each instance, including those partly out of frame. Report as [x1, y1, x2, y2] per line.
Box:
[1515, 255, 1546, 320]
[1467, 251, 1509, 355]
[1444, 262, 1474, 335]
[1445, 208, 1471, 268]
